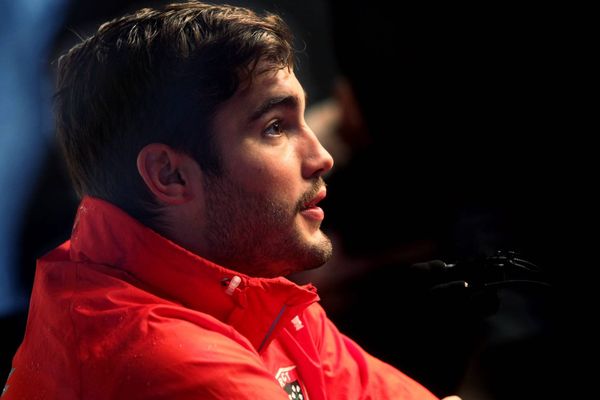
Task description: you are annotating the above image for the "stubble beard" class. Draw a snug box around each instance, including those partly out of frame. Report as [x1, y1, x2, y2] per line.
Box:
[201, 174, 332, 277]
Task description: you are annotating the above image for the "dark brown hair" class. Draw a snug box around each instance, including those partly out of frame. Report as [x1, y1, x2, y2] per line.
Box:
[55, 1, 294, 227]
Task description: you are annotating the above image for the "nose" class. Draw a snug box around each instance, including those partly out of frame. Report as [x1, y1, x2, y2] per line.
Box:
[301, 125, 334, 179]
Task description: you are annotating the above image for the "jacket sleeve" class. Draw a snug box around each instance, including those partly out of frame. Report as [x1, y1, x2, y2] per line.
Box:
[305, 303, 439, 400]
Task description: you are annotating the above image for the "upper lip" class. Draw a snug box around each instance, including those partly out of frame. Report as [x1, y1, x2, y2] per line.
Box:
[304, 187, 327, 209]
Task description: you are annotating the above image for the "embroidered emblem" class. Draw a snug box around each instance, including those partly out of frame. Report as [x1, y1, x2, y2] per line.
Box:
[275, 366, 307, 400]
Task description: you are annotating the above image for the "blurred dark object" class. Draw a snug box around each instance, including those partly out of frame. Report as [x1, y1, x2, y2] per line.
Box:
[320, 3, 566, 397]
[316, 250, 557, 398]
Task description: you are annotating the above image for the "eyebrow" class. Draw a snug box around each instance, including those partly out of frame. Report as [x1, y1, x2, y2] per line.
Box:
[247, 91, 308, 123]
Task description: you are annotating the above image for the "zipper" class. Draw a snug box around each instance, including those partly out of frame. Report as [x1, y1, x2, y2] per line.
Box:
[257, 305, 287, 353]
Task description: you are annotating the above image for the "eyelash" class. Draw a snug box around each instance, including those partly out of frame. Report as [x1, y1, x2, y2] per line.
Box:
[264, 119, 284, 137]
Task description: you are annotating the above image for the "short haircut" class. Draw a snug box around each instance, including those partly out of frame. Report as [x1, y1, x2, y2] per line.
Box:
[55, 1, 294, 227]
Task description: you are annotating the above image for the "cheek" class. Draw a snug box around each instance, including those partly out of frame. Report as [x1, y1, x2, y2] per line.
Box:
[250, 165, 295, 194]
[234, 156, 301, 202]
[231, 144, 285, 177]
[226, 138, 302, 197]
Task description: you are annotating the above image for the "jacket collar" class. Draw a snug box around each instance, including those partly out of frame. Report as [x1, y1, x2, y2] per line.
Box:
[69, 196, 319, 352]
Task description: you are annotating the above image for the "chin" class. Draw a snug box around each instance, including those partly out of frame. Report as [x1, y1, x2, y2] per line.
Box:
[262, 233, 332, 278]
[300, 234, 333, 270]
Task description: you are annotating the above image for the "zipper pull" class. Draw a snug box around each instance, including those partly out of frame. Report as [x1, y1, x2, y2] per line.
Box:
[225, 275, 241, 295]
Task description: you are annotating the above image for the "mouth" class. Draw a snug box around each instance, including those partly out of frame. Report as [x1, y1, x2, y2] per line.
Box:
[300, 187, 326, 221]
[303, 187, 326, 209]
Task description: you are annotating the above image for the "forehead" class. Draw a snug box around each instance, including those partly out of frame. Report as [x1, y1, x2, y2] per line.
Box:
[228, 66, 304, 111]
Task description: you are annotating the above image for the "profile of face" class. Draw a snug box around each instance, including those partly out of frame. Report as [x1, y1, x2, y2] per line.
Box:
[195, 64, 334, 277]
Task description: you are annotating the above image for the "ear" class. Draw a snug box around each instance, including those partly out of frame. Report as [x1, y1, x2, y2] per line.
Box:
[136, 143, 199, 205]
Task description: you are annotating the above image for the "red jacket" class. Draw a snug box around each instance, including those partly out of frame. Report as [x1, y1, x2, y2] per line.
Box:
[4, 197, 438, 399]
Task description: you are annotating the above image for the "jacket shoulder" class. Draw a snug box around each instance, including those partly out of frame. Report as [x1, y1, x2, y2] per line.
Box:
[104, 315, 289, 399]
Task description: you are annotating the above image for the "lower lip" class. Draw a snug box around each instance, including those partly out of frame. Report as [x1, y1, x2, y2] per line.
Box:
[300, 207, 325, 221]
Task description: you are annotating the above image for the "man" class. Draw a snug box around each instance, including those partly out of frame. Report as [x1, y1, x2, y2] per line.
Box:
[3, 2, 459, 398]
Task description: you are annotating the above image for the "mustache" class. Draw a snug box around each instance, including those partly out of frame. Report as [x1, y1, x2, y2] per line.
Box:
[296, 178, 326, 212]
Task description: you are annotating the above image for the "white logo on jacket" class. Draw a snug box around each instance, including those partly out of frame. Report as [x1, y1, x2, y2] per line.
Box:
[291, 315, 304, 331]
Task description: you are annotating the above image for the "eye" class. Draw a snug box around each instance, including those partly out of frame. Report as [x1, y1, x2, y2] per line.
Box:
[263, 120, 283, 137]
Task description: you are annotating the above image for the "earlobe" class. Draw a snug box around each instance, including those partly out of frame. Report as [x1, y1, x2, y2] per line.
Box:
[136, 143, 194, 205]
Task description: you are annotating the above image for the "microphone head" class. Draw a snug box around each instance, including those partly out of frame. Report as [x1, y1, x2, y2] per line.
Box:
[410, 259, 448, 273]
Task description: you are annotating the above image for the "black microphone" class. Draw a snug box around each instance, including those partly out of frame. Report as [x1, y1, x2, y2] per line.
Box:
[410, 250, 551, 293]
[410, 259, 449, 273]
[410, 260, 470, 291]
[410, 251, 552, 318]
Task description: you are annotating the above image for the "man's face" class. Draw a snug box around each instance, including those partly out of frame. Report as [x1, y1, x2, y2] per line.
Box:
[198, 65, 334, 277]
